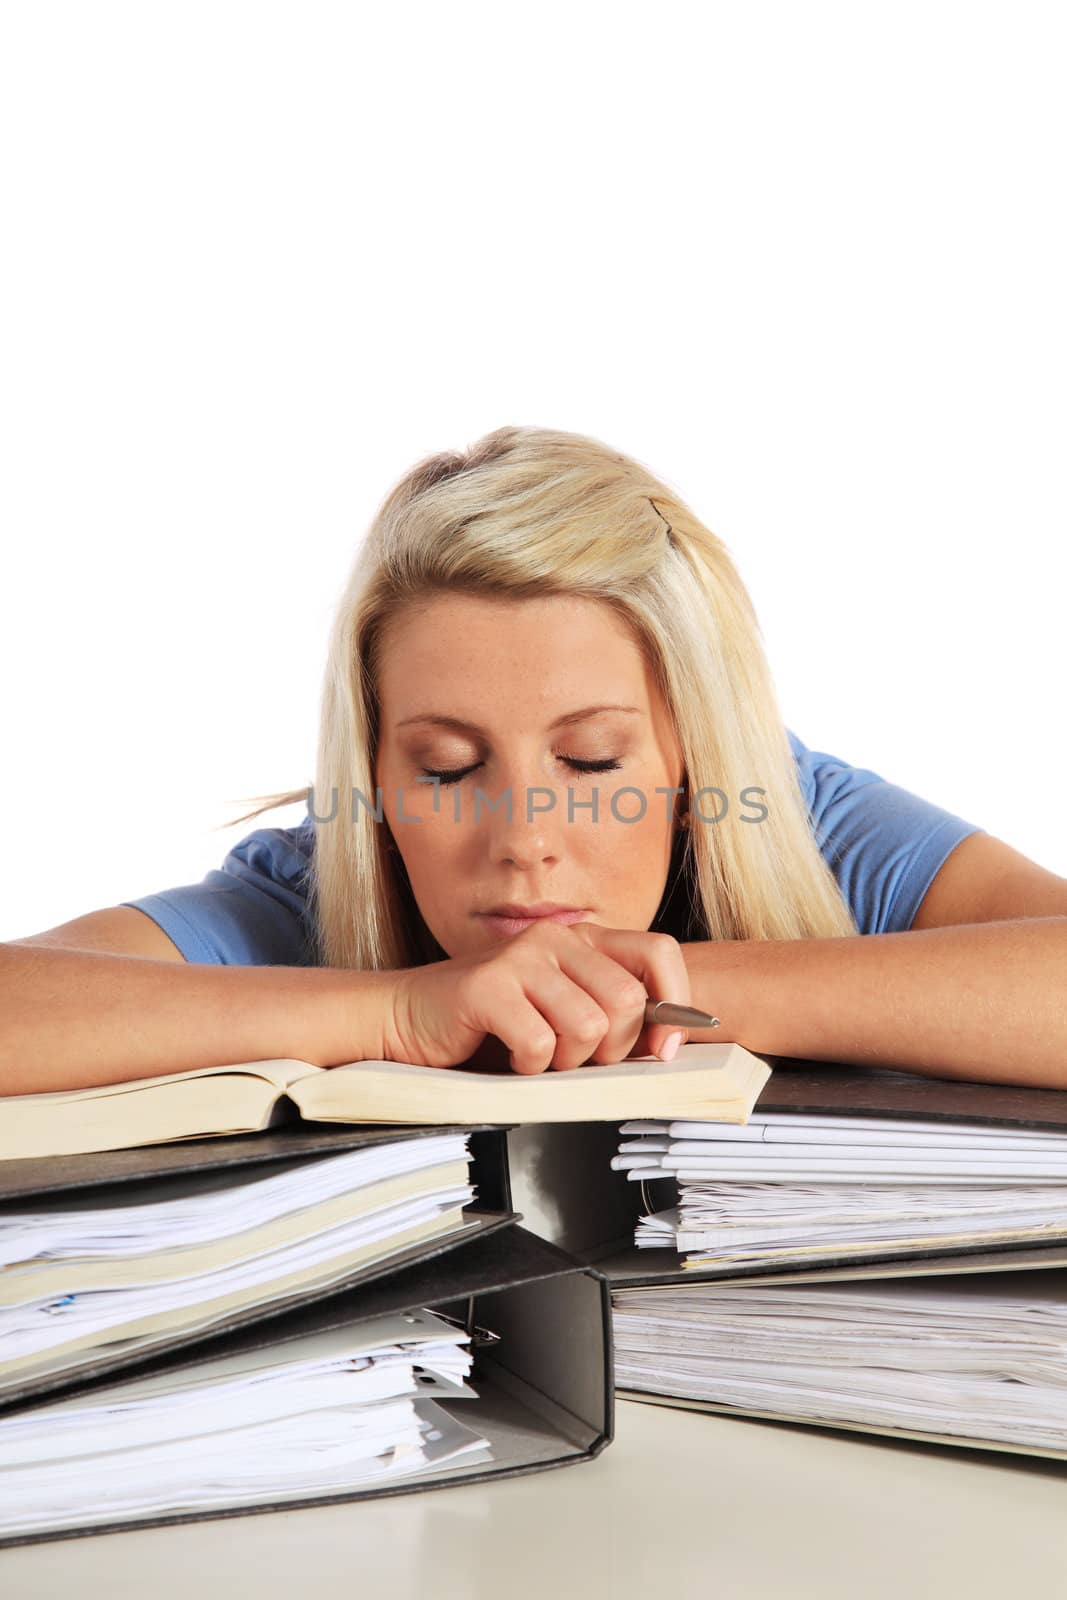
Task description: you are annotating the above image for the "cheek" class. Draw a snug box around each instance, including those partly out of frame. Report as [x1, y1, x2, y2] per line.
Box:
[585, 804, 673, 882]
[393, 816, 463, 893]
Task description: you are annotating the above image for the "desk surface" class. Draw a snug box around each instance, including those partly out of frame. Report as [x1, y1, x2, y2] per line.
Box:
[5, 1398, 1067, 1600]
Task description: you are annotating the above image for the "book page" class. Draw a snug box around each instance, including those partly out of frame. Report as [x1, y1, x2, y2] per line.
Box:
[0, 1060, 329, 1161]
[290, 1044, 771, 1126]
[0, 1057, 321, 1108]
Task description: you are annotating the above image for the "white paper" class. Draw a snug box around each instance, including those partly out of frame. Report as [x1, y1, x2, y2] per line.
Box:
[612, 1272, 1067, 1450]
[0, 1137, 475, 1372]
[0, 1308, 491, 1536]
[619, 1113, 1067, 1263]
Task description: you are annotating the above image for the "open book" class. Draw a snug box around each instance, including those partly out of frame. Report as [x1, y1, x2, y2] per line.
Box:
[0, 1043, 771, 1161]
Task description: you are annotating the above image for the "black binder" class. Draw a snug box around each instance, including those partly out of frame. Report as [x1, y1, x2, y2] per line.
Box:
[0, 1223, 614, 1547]
[485, 1063, 1067, 1463]
[493, 1062, 1067, 1285]
[0, 1121, 515, 1406]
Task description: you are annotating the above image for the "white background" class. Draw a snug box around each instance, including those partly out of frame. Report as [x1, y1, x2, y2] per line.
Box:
[3, 2, 1064, 940]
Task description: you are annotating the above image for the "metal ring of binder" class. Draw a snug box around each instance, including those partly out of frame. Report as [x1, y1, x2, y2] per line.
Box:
[433, 1296, 502, 1349]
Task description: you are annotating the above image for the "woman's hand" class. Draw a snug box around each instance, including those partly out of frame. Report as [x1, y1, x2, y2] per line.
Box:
[380, 920, 691, 1073]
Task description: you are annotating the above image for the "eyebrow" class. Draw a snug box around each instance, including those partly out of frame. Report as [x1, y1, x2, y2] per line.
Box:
[395, 704, 643, 734]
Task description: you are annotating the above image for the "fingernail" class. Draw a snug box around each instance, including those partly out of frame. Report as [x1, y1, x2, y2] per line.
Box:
[657, 1030, 685, 1062]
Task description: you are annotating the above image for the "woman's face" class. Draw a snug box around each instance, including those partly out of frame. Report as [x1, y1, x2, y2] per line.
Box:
[374, 592, 687, 957]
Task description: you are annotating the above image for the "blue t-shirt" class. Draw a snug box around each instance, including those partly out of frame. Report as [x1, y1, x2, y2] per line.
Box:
[120, 730, 984, 965]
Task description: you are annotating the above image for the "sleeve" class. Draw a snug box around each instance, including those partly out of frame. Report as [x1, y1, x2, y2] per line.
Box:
[120, 816, 318, 966]
[786, 729, 986, 935]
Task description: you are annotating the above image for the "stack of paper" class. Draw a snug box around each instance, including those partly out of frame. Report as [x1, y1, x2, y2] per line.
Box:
[614, 1114, 1067, 1267]
[612, 1270, 1067, 1453]
[1, 1135, 475, 1391]
[0, 1307, 491, 1538]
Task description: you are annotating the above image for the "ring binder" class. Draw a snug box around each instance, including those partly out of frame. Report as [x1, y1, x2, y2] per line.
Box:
[0, 1224, 614, 1547]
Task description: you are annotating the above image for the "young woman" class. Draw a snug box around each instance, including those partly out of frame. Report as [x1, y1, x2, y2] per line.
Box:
[6, 426, 1066, 1096]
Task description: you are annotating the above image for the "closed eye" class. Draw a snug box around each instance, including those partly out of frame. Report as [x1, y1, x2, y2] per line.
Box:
[419, 757, 623, 788]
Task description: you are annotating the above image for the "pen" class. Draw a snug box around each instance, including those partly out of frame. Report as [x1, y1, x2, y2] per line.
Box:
[644, 999, 720, 1029]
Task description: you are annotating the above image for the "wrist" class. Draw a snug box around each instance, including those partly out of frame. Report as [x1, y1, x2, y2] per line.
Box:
[285, 965, 404, 1068]
[679, 937, 819, 1058]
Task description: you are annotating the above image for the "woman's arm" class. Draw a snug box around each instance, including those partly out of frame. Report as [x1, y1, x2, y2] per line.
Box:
[0, 941, 398, 1095]
[680, 831, 1067, 1088]
[680, 915, 1067, 1087]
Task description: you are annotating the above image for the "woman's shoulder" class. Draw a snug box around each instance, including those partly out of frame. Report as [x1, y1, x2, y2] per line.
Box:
[784, 726, 984, 934]
[222, 809, 316, 887]
[119, 807, 319, 966]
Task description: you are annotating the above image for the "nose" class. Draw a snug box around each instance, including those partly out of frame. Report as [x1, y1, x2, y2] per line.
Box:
[488, 824, 561, 869]
[479, 773, 567, 869]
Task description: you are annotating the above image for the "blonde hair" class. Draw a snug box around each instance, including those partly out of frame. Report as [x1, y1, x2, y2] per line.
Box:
[231, 425, 859, 968]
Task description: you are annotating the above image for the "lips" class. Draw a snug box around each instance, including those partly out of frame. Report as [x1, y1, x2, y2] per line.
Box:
[483, 903, 584, 918]
[477, 905, 588, 938]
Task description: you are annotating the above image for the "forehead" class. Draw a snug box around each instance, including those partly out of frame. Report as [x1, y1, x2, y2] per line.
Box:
[376, 593, 653, 715]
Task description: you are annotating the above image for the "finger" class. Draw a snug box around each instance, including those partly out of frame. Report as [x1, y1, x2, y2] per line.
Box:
[570, 925, 691, 1060]
[518, 966, 640, 1072]
[472, 986, 560, 1075]
[516, 924, 658, 1066]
